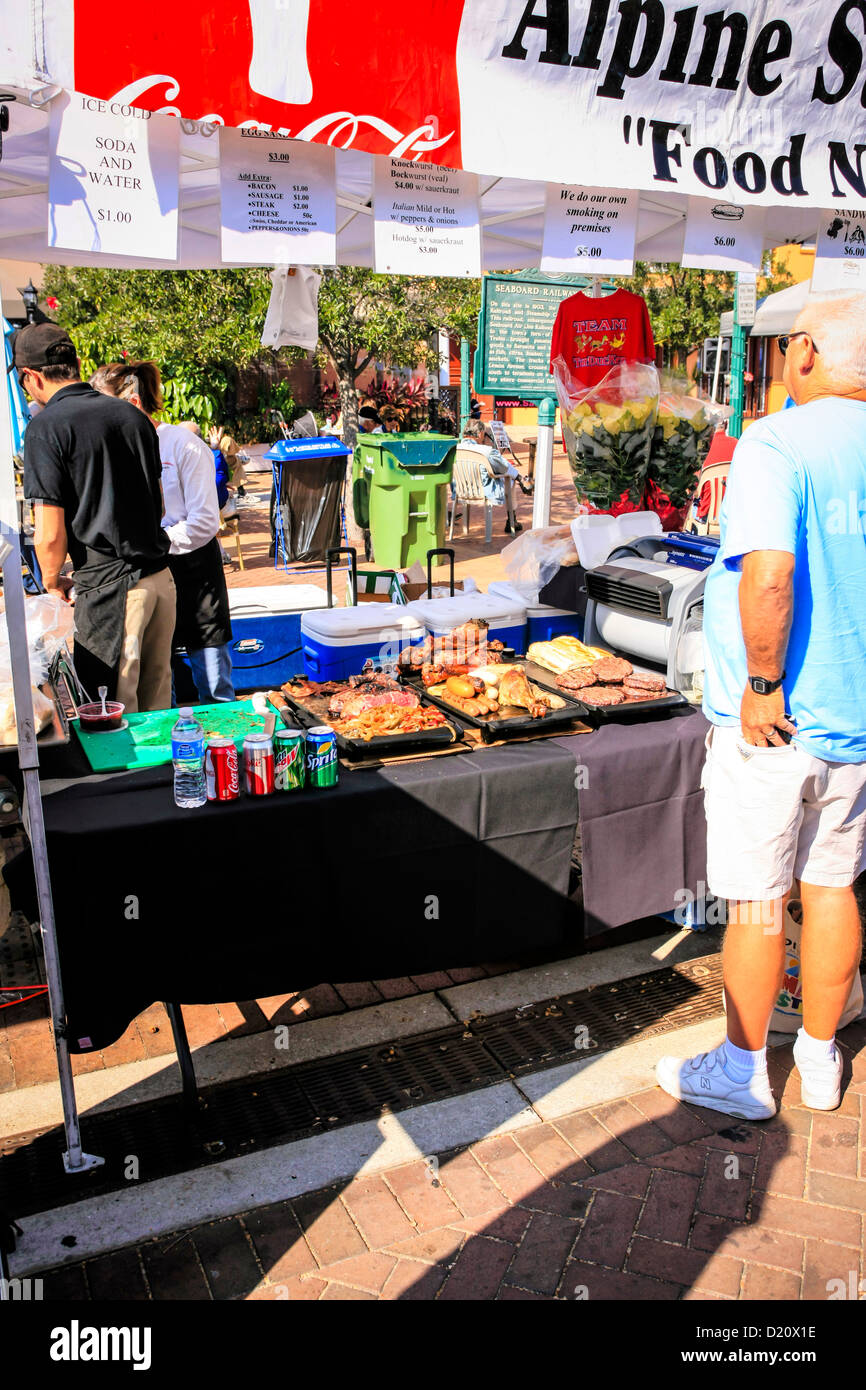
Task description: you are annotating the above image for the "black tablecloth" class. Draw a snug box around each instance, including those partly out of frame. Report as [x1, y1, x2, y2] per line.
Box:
[6, 740, 580, 1051]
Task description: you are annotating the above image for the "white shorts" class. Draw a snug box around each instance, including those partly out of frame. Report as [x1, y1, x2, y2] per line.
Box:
[703, 725, 866, 901]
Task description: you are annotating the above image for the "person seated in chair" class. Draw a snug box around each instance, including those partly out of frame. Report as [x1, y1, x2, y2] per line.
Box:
[458, 420, 531, 533]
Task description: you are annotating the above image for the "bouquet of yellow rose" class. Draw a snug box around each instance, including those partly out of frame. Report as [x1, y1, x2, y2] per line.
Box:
[651, 382, 732, 508]
[553, 359, 660, 507]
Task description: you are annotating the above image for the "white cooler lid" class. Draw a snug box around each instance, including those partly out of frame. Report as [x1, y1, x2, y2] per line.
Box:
[404, 591, 526, 630]
[229, 584, 329, 616]
[302, 603, 425, 639]
[488, 579, 576, 619]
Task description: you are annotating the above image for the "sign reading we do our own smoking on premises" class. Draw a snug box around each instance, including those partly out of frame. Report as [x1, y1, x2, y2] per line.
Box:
[540, 185, 638, 275]
[48, 91, 180, 260]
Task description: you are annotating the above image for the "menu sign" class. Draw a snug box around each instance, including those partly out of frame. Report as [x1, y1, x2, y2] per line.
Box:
[681, 197, 765, 273]
[48, 91, 179, 260]
[475, 274, 583, 399]
[219, 128, 336, 264]
[540, 185, 638, 275]
[812, 208, 866, 291]
[373, 158, 481, 277]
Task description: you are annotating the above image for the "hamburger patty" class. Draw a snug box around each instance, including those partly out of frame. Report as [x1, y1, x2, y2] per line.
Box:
[578, 685, 627, 707]
[623, 673, 666, 693]
[555, 668, 597, 691]
[591, 656, 634, 683]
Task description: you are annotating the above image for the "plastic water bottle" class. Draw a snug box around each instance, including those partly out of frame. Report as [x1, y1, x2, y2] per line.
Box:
[171, 708, 207, 808]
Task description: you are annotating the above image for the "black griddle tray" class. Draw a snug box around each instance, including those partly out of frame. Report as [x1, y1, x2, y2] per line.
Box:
[278, 687, 459, 755]
[521, 658, 689, 721]
[416, 662, 588, 740]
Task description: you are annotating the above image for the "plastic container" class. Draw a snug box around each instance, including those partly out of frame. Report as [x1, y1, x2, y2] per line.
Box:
[301, 603, 426, 681]
[352, 434, 455, 570]
[226, 584, 329, 691]
[171, 707, 207, 808]
[487, 581, 584, 645]
[76, 700, 125, 733]
[569, 515, 620, 569]
[614, 511, 663, 546]
[403, 591, 527, 651]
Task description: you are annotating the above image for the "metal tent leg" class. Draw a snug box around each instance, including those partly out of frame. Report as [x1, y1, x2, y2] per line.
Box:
[165, 1003, 199, 1113]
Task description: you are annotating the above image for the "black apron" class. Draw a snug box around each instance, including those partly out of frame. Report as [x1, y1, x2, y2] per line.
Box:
[71, 551, 137, 702]
[168, 536, 232, 652]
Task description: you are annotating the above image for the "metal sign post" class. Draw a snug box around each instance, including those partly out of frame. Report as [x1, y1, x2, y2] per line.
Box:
[532, 398, 556, 531]
[729, 272, 756, 439]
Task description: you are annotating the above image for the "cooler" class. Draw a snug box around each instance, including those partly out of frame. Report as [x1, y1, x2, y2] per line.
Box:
[487, 580, 584, 644]
[403, 591, 527, 651]
[301, 603, 426, 681]
[227, 585, 330, 692]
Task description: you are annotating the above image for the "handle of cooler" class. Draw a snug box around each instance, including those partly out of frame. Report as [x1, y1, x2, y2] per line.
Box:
[426, 548, 455, 598]
[326, 547, 357, 608]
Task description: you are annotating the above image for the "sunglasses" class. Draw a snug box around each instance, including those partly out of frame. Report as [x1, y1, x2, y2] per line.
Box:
[778, 332, 819, 355]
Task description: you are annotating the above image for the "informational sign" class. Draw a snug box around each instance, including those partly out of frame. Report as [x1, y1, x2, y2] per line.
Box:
[735, 273, 758, 327]
[540, 185, 638, 276]
[682, 198, 765, 273]
[812, 207, 866, 291]
[48, 90, 179, 260]
[219, 127, 336, 265]
[474, 274, 588, 399]
[373, 158, 480, 277]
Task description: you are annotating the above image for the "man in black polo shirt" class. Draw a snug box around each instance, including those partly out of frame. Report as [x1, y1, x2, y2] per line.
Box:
[15, 322, 176, 711]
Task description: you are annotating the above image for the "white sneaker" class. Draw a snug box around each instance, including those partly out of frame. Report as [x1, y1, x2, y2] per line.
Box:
[655, 1045, 777, 1121]
[793, 1036, 843, 1111]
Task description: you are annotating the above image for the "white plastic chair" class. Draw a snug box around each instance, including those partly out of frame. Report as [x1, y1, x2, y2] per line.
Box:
[448, 447, 514, 544]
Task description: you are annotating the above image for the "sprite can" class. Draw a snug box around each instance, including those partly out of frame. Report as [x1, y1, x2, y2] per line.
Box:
[274, 727, 306, 791]
[305, 726, 339, 788]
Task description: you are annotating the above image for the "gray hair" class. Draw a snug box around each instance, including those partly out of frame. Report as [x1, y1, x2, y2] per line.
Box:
[795, 290, 866, 391]
[462, 419, 487, 442]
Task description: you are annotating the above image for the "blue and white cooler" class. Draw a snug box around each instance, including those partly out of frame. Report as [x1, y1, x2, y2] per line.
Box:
[487, 580, 584, 645]
[301, 603, 426, 681]
[404, 591, 527, 652]
[228, 584, 329, 692]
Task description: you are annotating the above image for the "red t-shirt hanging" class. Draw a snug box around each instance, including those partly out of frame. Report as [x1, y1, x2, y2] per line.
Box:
[549, 288, 655, 388]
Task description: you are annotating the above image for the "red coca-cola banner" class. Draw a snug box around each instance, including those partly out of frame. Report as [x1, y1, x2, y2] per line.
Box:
[73, 0, 466, 165]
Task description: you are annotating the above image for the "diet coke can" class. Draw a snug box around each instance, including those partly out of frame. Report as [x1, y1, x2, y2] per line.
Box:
[205, 736, 240, 802]
[243, 733, 275, 796]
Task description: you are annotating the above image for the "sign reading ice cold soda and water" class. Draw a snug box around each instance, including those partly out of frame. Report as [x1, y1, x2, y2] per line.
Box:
[48, 91, 179, 260]
[219, 127, 337, 265]
[373, 159, 481, 277]
[540, 186, 638, 276]
[474, 274, 592, 400]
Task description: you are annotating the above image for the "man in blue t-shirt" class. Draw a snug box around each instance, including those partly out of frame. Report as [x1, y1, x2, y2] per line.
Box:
[657, 292, 866, 1122]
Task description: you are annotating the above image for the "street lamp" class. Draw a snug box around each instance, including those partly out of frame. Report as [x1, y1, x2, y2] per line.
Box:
[18, 280, 39, 323]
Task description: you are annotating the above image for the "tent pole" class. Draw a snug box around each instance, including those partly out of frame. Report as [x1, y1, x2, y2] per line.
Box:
[710, 333, 723, 403]
[0, 381, 103, 1176]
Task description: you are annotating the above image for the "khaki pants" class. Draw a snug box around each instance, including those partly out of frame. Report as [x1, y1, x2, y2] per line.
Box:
[116, 569, 177, 713]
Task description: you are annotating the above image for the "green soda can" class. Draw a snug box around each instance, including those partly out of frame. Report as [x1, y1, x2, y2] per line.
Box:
[305, 726, 339, 788]
[274, 727, 306, 791]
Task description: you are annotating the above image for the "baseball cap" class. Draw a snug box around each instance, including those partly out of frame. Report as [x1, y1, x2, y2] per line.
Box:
[8, 322, 78, 374]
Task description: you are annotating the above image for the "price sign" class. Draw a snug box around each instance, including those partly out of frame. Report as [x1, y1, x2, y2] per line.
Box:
[219, 128, 336, 265]
[48, 91, 179, 260]
[812, 207, 866, 290]
[681, 197, 765, 273]
[736, 274, 757, 327]
[540, 184, 638, 275]
[373, 158, 481, 277]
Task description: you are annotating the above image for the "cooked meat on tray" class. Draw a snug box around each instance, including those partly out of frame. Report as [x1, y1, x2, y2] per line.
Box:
[400, 621, 505, 673]
[331, 704, 450, 742]
[591, 656, 634, 683]
[331, 687, 420, 720]
[554, 668, 597, 691]
[427, 664, 567, 721]
[579, 685, 628, 707]
[623, 673, 666, 693]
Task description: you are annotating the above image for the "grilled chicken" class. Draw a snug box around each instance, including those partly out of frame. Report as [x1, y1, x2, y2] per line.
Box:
[497, 667, 549, 719]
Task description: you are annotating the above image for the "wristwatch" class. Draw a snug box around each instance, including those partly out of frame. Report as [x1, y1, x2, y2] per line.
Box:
[749, 672, 786, 695]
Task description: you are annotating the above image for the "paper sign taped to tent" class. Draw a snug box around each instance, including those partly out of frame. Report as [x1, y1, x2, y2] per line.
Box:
[681, 197, 765, 272]
[48, 91, 180, 260]
[373, 158, 481, 277]
[812, 207, 866, 290]
[219, 128, 337, 265]
[540, 185, 638, 275]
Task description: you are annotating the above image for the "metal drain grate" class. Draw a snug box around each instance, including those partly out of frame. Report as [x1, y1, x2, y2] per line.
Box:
[1, 955, 724, 1219]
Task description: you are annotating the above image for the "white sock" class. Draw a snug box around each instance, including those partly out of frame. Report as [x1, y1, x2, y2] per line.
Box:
[796, 1026, 836, 1061]
[723, 1038, 767, 1082]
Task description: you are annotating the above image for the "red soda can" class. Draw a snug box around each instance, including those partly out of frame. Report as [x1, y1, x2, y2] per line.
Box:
[205, 736, 240, 802]
[243, 733, 275, 795]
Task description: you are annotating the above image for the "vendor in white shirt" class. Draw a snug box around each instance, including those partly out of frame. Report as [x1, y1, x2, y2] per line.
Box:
[91, 360, 235, 702]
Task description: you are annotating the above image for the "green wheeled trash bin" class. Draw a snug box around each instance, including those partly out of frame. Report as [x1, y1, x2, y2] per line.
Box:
[352, 433, 455, 569]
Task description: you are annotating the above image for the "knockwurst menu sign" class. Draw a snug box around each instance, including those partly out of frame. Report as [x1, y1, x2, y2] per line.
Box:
[681, 196, 765, 272]
[540, 185, 638, 275]
[812, 207, 866, 290]
[219, 128, 336, 264]
[373, 159, 481, 277]
[48, 91, 179, 260]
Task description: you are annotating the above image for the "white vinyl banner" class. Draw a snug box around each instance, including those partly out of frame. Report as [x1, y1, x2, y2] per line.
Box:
[373, 158, 481, 277]
[681, 197, 765, 271]
[811, 207, 866, 290]
[48, 91, 179, 260]
[455, 0, 866, 210]
[219, 128, 336, 265]
[540, 185, 638, 274]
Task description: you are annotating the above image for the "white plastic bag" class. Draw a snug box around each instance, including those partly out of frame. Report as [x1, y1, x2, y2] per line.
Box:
[502, 525, 580, 590]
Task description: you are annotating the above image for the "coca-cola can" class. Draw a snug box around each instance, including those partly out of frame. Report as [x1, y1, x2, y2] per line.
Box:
[205, 736, 240, 802]
[243, 733, 275, 796]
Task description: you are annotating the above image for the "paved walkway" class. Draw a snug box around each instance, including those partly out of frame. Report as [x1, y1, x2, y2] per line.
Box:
[35, 1020, 866, 1302]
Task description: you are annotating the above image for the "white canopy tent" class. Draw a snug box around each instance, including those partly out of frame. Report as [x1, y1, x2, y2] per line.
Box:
[719, 277, 816, 337]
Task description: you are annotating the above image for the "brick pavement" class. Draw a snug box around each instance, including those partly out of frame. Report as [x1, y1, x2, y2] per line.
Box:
[34, 1020, 866, 1302]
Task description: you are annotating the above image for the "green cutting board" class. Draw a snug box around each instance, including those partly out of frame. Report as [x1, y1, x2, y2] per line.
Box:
[72, 699, 267, 773]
